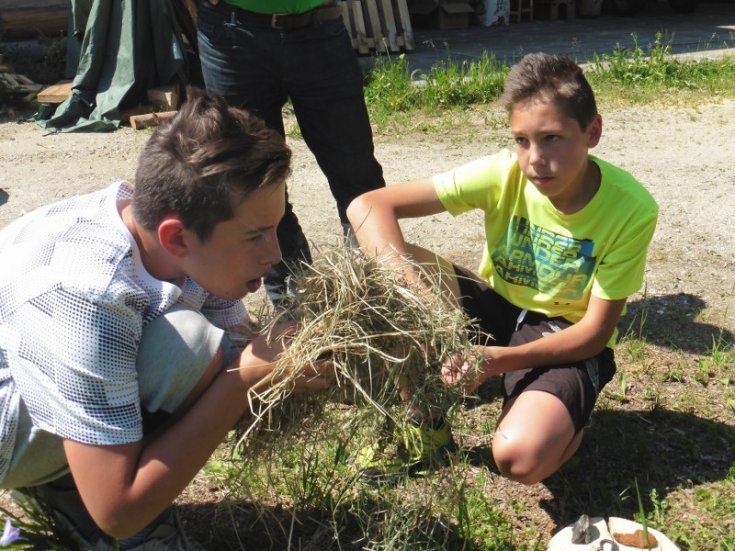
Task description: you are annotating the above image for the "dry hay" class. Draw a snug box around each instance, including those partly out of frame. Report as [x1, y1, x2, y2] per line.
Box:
[236, 245, 487, 448]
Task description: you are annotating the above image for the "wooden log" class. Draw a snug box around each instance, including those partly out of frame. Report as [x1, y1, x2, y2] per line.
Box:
[0, 72, 42, 96]
[129, 110, 178, 130]
[36, 80, 73, 104]
[0, 6, 69, 40]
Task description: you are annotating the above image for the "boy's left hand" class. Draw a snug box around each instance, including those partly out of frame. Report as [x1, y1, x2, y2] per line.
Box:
[440, 346, 492, 392]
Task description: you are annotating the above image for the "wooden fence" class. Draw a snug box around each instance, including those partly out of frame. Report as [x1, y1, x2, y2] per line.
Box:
[340, 0, 414, 54]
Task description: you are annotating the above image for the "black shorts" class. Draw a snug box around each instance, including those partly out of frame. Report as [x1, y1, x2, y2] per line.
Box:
[455, 266, 616, 432]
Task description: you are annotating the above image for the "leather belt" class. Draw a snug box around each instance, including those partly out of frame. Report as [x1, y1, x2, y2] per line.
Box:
[230, 4, 343, 30]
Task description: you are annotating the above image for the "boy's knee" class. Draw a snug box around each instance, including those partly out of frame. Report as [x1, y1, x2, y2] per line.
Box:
[136, 306, 229, 415]
[492, 432, 545, 486]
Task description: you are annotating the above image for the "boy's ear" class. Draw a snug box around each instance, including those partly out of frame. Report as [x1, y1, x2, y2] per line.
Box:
[157, 217, 190, 258]
[587, 114, 603, 148]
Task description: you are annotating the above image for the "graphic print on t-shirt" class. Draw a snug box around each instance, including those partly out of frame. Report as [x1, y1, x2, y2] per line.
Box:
[492, 216, 595, 300]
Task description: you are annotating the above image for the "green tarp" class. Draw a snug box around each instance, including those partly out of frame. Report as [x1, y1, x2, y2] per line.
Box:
[38, 0, 198, 132]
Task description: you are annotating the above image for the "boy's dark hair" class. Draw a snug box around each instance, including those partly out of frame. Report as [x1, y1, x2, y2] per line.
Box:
[500, 53, 598, 130]
[133, 87, 292, 241]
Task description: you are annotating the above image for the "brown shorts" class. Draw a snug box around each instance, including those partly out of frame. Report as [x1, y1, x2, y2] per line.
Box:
[455, 266, 616, 432]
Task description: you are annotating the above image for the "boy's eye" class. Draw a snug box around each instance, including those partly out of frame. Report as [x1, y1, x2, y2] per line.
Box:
[514, 137, 527, 146]
[546, 135, 561, 143]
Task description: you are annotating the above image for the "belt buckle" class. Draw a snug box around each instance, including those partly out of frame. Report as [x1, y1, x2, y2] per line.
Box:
[271, 12, 288, 29]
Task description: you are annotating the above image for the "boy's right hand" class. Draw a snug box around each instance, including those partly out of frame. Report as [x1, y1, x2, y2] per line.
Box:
[234, 322, 334, 393]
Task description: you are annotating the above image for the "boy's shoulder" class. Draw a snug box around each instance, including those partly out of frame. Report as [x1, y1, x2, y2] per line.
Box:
[593, 156, 658, 214]
[2, 182, 138, 299]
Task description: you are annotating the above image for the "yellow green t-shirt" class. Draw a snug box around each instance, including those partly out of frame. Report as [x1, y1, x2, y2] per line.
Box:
[223, 0, 325, 14]
[434, 149, 658, 345]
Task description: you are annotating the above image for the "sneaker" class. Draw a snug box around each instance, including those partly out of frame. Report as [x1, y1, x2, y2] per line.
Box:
[14, 474, 204, 550]
[352, 417, 456, 482]
[117, 508, 204, 551]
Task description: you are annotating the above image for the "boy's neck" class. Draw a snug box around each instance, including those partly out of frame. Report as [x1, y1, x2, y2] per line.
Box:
[119, 202, 185, 284]
[550, 158, 601, 215]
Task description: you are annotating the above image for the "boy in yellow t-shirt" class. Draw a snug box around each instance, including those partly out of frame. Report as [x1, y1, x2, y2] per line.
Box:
[347, 53, 658, 484]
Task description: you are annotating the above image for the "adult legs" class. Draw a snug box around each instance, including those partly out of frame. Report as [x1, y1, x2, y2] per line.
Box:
[283, 18, 385, 225]
[196, 4, 312, 304]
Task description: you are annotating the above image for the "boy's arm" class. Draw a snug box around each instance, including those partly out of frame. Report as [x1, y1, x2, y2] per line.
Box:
[445, 295, 626, 390]
[63, 327, 330, 539]
[347, 178, 447, 284]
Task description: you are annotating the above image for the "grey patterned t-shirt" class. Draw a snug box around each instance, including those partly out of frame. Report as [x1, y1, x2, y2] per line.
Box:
[0, 181, 246, 483]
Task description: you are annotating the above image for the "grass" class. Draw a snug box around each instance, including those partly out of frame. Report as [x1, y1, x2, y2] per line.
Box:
[3, 37, 735, 550]
[356, 33, 735, 134]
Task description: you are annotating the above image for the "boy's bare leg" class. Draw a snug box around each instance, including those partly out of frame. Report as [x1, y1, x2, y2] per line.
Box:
[492, 390, 582, 485]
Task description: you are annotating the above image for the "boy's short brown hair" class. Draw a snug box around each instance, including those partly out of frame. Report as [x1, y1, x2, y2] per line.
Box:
[133, 87, 292, 241]
[500, 53, 598, 130]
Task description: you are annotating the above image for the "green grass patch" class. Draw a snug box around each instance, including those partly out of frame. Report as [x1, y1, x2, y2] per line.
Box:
[361, 34, 735, 135]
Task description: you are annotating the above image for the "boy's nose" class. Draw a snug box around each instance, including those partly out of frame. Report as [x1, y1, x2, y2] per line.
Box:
[264, 234, 282, 267]
[529, 143, 546, 165]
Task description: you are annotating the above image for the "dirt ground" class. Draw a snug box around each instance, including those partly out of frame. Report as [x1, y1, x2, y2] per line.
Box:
[1, 99, 734, 546]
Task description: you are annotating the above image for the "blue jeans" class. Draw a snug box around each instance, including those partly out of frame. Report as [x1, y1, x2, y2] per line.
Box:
[197, 1, 385, 303]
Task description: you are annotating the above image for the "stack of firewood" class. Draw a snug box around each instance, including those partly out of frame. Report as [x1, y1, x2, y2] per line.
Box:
[0, 54, 42, 106]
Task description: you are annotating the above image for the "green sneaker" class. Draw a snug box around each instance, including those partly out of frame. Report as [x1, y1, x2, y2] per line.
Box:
[353, 418, 456, 482]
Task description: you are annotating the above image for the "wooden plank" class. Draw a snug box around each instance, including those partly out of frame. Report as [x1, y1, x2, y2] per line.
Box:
[350, 1, 370, 55]
[36, 80, 73, 104]
[129, 111, 177, 131]
[364, 0, 387, 54]
[378, 0, 399, 52]
[393, 0, 414, 51]
[339, 2, 357, 51]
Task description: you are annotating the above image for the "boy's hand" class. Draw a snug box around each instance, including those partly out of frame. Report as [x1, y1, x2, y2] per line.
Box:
[291, 360, 335, 393]
[235, 322, 334, 393]
[441, 345, 496, 392]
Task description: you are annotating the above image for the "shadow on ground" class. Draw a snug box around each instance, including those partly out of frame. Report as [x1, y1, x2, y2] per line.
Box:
[620, 292, 734, 354]
[177, 495, 471, 551]
[541, 408, 735, 525]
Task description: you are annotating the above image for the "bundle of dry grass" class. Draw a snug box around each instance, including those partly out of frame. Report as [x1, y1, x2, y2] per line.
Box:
[237, 245, 486, 444]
